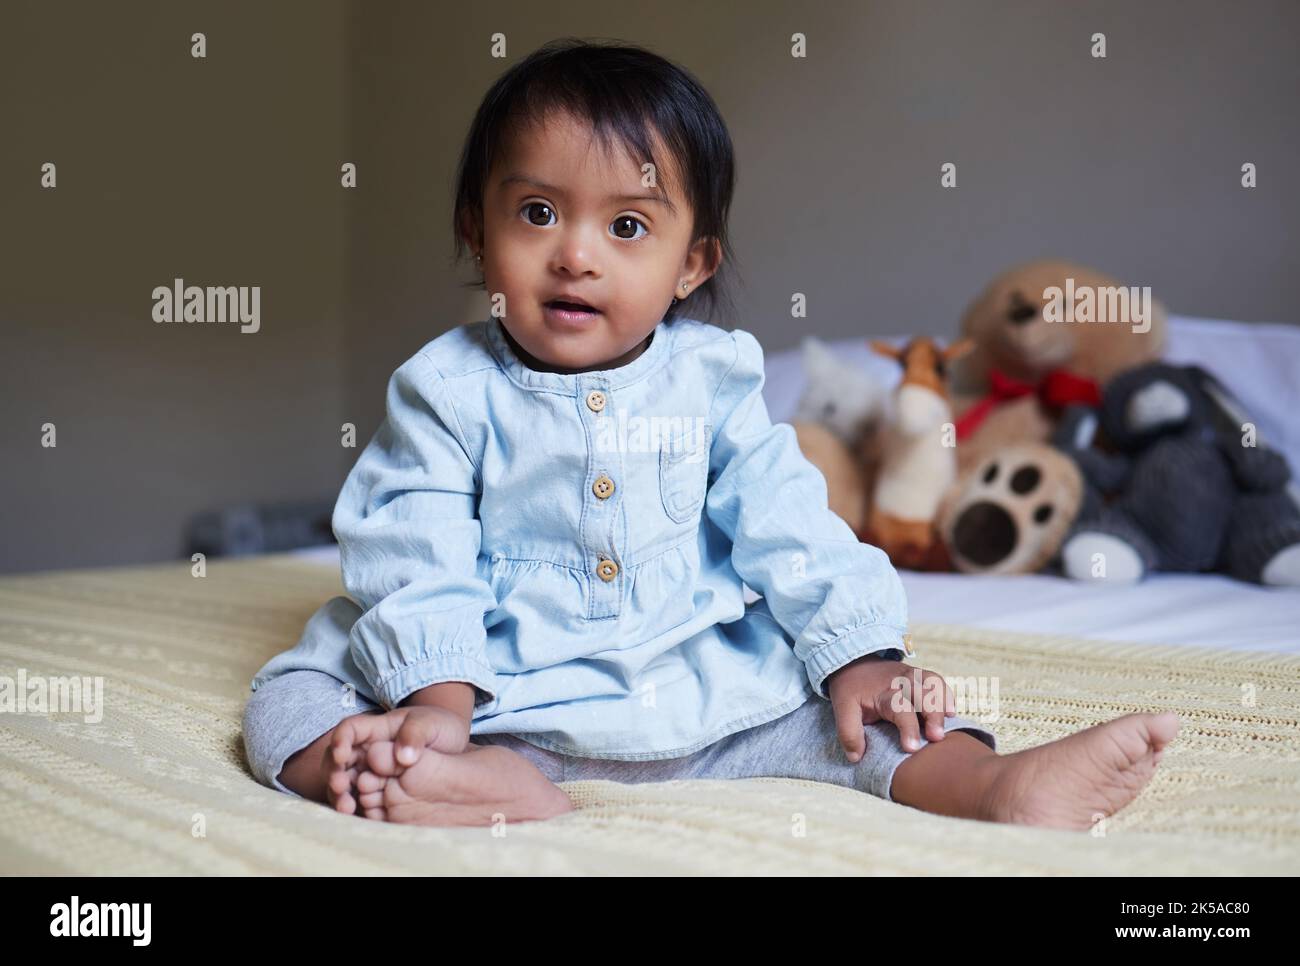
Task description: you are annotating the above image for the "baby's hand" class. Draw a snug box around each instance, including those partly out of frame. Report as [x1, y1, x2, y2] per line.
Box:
[332, 705, 471, 772]
[826, 655, 956, 763]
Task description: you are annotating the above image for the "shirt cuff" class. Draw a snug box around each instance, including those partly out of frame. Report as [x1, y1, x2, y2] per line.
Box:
[804, 621, 908, 700]
[373, 653, 498, 710]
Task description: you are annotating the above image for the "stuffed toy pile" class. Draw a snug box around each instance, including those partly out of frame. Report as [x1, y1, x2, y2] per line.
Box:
[790, 259, 1300, 587]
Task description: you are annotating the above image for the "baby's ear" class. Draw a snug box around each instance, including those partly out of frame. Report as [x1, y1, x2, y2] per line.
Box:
[869, 339, 902, 361]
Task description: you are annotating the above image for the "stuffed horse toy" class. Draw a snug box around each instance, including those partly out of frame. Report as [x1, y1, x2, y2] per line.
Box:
[865, 336, 974, 569]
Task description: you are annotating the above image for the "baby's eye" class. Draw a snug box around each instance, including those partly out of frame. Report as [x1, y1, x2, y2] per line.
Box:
[522, 202, 556, 227]
[610, 215, 647, 241]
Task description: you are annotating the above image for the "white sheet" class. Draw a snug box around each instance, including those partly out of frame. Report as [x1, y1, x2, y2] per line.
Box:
[899, 571, 1297, 653]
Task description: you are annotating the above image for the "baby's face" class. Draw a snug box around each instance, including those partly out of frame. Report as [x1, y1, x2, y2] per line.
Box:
[475, 111, 715, 373]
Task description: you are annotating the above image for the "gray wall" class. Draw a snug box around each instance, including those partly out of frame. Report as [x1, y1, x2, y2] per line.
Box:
[3, 0, 1297, 573]
[1, 1, 348, 573]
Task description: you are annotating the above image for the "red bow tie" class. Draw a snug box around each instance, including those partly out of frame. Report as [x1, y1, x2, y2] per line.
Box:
[955, 367, 1101, 442]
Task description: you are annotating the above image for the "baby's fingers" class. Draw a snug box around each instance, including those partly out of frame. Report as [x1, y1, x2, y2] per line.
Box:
[918, 670, 954, 740]
[920, 705, 948, 743]
[876, 688, 923, 753]
[832, 695, 868, 764]
[395, 712, 446, 765]
[333, 711, 399, 766]
[327, 766, 359, 814]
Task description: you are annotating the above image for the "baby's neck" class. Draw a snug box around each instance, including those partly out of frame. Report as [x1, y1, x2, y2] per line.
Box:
[503, 326, 653, 375]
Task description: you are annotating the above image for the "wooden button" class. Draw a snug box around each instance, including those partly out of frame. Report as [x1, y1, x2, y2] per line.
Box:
[596, 557, 619, 582]
[592, 474, 615, 499]
[586, 390, 607, 413]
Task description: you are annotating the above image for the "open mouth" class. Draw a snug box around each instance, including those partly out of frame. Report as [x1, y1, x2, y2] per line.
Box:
[544, 299, 601, 318]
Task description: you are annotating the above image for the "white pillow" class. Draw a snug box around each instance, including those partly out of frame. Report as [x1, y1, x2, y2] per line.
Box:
[762, 314, 1300, 473]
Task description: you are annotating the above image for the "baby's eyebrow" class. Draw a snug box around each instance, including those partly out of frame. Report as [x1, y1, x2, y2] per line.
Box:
[498, 174, 677, 216]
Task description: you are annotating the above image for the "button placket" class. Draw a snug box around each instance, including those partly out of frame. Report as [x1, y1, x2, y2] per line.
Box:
[579, 375, 622, 619]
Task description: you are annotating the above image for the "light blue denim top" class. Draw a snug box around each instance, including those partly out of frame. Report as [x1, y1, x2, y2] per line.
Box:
[289, 316, 908, 760]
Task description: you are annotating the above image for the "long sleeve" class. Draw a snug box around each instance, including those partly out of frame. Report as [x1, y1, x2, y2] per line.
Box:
[332, 350, 499, 709]
[704, 329, 909, 700]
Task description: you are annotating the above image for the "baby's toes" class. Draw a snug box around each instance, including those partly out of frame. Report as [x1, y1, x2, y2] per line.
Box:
[1147, 712, 1180, 752]
[356, 769, 386, 795]
[1111, 713, 1179, 768]
[358, 781, 388, 821]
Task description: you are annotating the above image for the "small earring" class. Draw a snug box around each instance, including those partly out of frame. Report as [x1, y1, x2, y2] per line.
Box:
[475, 252, 483, 265]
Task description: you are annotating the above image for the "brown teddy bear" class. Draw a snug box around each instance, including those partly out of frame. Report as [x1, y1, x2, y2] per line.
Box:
[950, 259, 1168, 477]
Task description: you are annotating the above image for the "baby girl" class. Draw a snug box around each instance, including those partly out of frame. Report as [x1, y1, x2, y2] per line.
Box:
[242, 38, 1179, 829]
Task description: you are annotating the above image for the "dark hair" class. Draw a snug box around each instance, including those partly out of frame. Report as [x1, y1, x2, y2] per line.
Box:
[451, 37, 740, 326]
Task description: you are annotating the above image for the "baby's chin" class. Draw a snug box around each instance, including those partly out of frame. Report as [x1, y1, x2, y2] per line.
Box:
[544, 350, 623, 373]
[529, 330, 641, 371]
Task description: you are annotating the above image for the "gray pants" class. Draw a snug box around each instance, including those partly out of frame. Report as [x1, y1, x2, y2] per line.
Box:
[242, 669, 997, 804]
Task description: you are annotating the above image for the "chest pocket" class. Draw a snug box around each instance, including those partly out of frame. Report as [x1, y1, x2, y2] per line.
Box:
[659, 422, 712, 524]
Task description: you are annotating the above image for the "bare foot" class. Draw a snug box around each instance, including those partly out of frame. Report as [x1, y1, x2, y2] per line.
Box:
[352, 740, 574, 826]
[976, 712, 1180, 829]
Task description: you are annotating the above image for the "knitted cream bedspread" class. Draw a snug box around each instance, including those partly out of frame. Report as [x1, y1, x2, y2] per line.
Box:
[1, 554, 1296, 875]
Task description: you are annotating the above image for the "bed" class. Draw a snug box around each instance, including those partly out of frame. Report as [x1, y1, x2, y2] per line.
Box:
[1, 314, 1297, 875]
